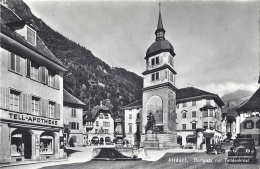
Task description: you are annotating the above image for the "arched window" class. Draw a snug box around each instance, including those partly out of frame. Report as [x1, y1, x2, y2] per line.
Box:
[11, 129, 23, 156]
[40, 132, 54, 154]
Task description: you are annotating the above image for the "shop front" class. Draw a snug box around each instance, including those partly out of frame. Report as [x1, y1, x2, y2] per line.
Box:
[0, 112, 66, 164]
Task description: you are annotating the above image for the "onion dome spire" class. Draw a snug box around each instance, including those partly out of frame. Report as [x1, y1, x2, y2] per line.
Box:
[155, 2, 165, 41]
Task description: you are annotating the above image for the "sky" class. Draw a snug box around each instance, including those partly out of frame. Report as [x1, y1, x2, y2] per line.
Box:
[23, 0, 259, 97]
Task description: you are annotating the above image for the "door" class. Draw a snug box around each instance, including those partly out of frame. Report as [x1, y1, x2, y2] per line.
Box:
[23, 130, 32, 159]
[206, 137, 210, 148]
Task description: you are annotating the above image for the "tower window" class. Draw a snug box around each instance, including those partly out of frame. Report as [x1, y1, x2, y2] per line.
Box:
[155, 57, 159, 64]
[151, 58, 155, 66]
[151, 72, 160, 81]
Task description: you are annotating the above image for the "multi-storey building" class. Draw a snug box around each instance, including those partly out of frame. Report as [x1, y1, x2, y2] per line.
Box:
[123, 100, 142, 145]
[83, 102, 114, 145]
[236, 87, 260, 145]
[63, 89, 85, 147]
[176, 87, 225, 148]
[0, 5, 67, 163]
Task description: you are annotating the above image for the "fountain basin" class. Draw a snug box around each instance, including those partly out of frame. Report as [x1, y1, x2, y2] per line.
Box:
[91, 145, 147, 161]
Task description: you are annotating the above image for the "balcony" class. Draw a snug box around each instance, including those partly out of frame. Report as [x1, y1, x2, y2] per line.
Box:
[85, 124, 94, 129]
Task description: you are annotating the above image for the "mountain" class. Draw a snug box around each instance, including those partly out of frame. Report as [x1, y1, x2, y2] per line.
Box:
[3, 0, 143, 114]
[221, 90, 254, 108]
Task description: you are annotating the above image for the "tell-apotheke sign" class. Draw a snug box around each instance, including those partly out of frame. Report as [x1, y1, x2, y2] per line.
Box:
[6, 112, 59, 125]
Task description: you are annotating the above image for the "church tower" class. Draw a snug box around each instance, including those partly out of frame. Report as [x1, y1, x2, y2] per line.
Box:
[141, 3, 177, 144]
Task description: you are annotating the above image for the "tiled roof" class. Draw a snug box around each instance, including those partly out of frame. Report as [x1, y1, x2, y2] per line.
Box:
[177, 87, 224, 106]
[63, 89, 86, 106]
[84, 105, 113, 121]
[0, 5, 67, 70]
[237, 87, 260, 112]
[225, 107, 239, 118]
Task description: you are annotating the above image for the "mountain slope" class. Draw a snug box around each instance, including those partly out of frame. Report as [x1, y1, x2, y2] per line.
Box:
[4, 0, 143, 113]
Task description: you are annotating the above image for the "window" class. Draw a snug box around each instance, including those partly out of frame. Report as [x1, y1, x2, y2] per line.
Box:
[27, 27, 36, 45]
[48, 70, 55, 87]
[30, 61, 39, 81]
[244, 121, 254, 129]
[129, 124, 132, 133]
[104, 129, 109, 134]
[129, 114, 132, 119]
[192, 123, 196, 129]
[105, 114, 109, 119]
[155, 57, 159, 64]
[203, 122, 208, 129]
[151, 72, 160, 81]
[192, 111, 196, 118]
[206, 99, 210, 105]
[69, 122, 79, 130]
[182, 112, 186, 118]
[31, 96, 40, 115]
[40, 132, 54, 154]
[103, 122, 110, 127]
[203, 111, 208, 117]
[99, 113, 104, 119]
[182, 124, 186, 130]
[209, 110, 213, 117]
[192, 100, 196, 106]
[151, 58, 155, 66]
[182, 102, 186, 107]
[210, 122, 214, 129]
[71, 108, 76, 117]
[96, 121, 99, 126]
[170, 72, 174, 82]
[48, 101, 55, 118]
[9, 53, 21, 74]
[10, 90, 20, 112]
[169, 56, 173, 66]
[95, 129, 98, 133]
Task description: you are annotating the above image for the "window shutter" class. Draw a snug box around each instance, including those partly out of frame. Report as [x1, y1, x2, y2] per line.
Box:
[38, 67, 42, 82]
[55, 103, 60, 119]
[27, 59, 31, 77]
[45, 68, 48, 85]
[43, 100, 48, 117]
[16, 55, 20, 73]
[77, 123, 79, 130]
[56, 75, 60, 89]
[69, 122, 72, 129]
[19, 92, 23, 113]
[5, 88, 10, 110]
[251, 121, 254, 129]
[23, 94, 28, 113]
[42, 67, 46, 84]
[27, 95, 32, 114]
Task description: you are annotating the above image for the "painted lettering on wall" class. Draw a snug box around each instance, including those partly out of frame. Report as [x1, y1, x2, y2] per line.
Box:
[8, 113, 58, 125]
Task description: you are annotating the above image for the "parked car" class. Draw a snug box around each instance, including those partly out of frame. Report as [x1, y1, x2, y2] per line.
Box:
[228, 138, 256, 163]
[206, 144, 225, 154]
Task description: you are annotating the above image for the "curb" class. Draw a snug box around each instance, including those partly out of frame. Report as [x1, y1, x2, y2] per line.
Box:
[0, 159, 68, 168]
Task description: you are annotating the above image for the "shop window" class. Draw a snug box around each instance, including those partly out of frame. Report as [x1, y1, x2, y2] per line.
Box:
[9, 52, 21, 74]
[40, 132, 54, 155]
[11, 130, 22, 156]
[71, 108, 76, 117]
[31, 96, 40, 115]
[10, 89, 21, 112]
[192, 111, 196, 118]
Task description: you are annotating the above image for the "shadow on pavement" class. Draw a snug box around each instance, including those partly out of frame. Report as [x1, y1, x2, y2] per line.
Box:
[65, 148, 82, 157]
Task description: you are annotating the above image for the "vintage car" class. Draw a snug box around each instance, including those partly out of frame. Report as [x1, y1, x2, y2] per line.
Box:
[206, 144, 225, 154]
[228, 138, 257, 163]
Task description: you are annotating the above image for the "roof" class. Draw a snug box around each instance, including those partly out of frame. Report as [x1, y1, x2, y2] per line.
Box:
[0, 5, 67, 70]
[177, 87, 224, 107]
[63, 89, 86, 106]
[237, 87, 260, 112]
[85, 105, 114, 122]
[122, 99, 142, 109]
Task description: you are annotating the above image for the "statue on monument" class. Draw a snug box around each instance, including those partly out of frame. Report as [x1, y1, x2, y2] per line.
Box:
[145, 112, 159, 133]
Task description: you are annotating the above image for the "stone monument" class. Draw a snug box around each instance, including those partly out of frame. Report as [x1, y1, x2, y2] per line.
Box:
[143, 112, 160, 148]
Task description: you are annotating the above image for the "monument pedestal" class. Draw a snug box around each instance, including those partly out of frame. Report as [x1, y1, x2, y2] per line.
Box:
[143, 130, 160, 148]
